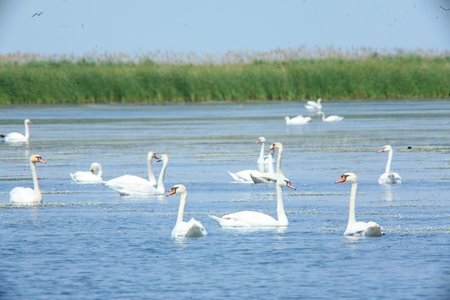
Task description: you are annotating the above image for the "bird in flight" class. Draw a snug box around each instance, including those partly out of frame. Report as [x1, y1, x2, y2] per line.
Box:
[32, 11, 43, 17]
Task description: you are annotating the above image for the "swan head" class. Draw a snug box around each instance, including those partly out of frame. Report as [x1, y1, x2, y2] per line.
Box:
[30, 154, 46, 164]
[147, 151, 156, 160]
[269, 142, 283, 154]
[256, 136, 266, 144]
[336, 172, 357, 184]
[378, 145, 392, 153]
[317, 98, 322, 104]
[24, 119, 32, 125]
[166, 184, 186, 196]
[159, 154, 169, 163]
[89, 162, 102, 174]
[277, 175, 296, 190]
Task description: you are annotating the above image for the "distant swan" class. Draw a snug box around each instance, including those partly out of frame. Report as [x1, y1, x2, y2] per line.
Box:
[166, 184, 207, 238]
[256, 136, 274, 173]
[211, 142, 296, 228]
[285, 115, 312, 125]
[1, 119, 32, 142]
[305, 98, 322, 112]
[105, 153, 168, 196]
[70, 162, 103, 183]
[336, 172, 383, 237]
[318, 111, 343, 122]
[377, 145, 401, 184]
[10, 154, 46, 206]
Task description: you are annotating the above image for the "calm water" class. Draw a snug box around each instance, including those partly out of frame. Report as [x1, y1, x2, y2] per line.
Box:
[0, 101, 449, 299]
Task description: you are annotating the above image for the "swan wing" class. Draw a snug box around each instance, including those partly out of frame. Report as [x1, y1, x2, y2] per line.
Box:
[172, 218, 207, 238]
[228, 170, 255, 183]
[378, 172, 402, 184]
[105, 175, 156, 196]
[250, 171, 277, 183]
[211, 211, 278, 228]
[10, 187, 41, 205]
[70, 171, 102, 183]
[5, 132, 27, 142]
[345, 221, 383, 237]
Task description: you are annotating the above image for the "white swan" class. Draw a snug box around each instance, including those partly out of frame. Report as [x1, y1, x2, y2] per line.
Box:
[249, 141, 286, 183]
[211, 142, 295, 228]
[10, 154, 46, 206]
[305, 98, 322, 112]
[1, 119, 32, 142]
[285, 115, 312, 125]
[166, 184, 207, 238]
[336, 172, 383, 237]
[70, 162, 103, 183]
[377, 145, 401, 184]
[228, 137, 273, 183]
[105, 153, 168, 196]
[256, 136, 274, 173]
[317, 111, 343, 122]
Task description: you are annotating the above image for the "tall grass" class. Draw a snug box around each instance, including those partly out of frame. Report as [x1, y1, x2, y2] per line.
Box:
[0, 54, 449, 104]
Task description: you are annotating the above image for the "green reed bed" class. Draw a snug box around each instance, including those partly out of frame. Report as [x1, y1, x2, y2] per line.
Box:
[0, 55, 449, 104]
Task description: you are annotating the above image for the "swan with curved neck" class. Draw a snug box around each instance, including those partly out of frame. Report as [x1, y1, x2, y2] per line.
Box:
[317, 111, 343, 122]
[305, 98, 322, 112]
[212, 142, 295, 228]
[105, 152, 168, 196]
[166, 184, 207, 238]
[377, 145, 401, 184]
[70, 162, 103, 183]
[1, 119, 32, 142]
[10, 154, 46, 205]
[336, 172, 383, 237]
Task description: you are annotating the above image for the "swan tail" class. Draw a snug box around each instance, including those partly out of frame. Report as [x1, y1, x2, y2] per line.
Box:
[228, 171, 241, 182]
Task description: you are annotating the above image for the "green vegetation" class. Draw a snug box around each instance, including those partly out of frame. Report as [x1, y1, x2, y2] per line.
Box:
[0, 54, 449, 104]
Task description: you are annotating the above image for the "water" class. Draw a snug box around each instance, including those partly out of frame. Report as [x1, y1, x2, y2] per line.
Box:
[0, 101, 449, 299]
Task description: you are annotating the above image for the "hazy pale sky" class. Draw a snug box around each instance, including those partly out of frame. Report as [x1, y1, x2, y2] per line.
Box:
[0, 0, 449, 56]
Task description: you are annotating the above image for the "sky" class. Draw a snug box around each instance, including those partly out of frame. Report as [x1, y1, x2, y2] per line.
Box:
[0, 0, 449, 58]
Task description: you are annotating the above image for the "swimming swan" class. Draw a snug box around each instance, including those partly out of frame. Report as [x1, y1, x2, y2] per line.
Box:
[166, 184, 207, 238]
[10, 154, 46, 206]
[377, 145, 401, 184]
[105, 153, 168, 196]
[336, 172, 383, 237]
[210, 176, 295, 228]
[317, 111, 343, 122]
[1, 119, 32, 142]
[305, 98, 322, 112]
[70, 162, 103, 183]
[285, 115, 312, 125]
[211, 142, 295, 228]
[228, 137, 273, 183]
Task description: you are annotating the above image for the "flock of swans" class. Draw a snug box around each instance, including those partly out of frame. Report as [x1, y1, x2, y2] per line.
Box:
[1, 110, 402, 239]
[285, 98, 344, 125]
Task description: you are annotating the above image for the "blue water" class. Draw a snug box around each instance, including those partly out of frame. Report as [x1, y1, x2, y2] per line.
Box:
[0, 101, 449, 299]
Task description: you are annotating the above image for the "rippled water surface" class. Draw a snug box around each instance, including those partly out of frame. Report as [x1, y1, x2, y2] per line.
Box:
[1, 101, 449, 299]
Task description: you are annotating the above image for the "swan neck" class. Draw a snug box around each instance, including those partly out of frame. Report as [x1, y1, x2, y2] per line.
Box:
[276, 184, 288, 226]
[30, 160, 40, 194]
[176, 192, 187, 224]
[347, 182, 357, 226]
[156, 158, 168, 193]
[147, 156, 157, 185]
[25, 122, 30, 139]
[276, 146, 283, 174]
[257, 142, 265, 168]
[385, 150, 393, 173]
[97, 166, 103, 177]
[267, 153, 274, 173]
